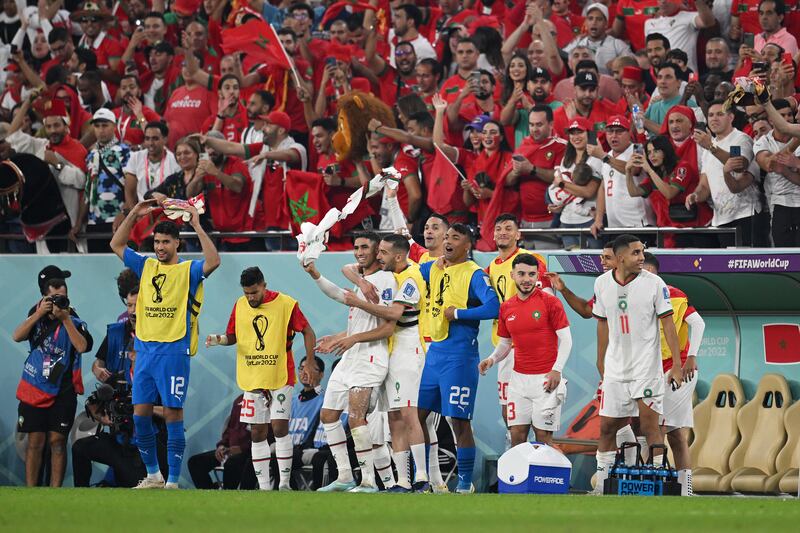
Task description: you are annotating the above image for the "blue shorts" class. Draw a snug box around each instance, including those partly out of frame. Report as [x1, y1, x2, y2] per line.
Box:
[132, 352, 191, 409]
[418, 349, 479, 420]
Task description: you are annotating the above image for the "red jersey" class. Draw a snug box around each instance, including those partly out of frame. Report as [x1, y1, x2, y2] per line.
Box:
[201, 104, 250, 142]
[616, 0, 659, 51]
[552, 98, 618, 140]
[204, 156, 252, 240]
[114, 106, 162, 147]
[78, 32, 124, 69]
[226, 290, 310, 386]
[497, 290, 570, 374]
[513, 137, 567, 222]
[163, 85, 217, 148]
[393, 150, 420, 217]
[315, 152, 357, 213]
[323, 78, 372, 117]
[379, 67, 418, 107]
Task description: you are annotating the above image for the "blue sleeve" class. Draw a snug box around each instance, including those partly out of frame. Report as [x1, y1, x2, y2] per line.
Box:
[123, 247, 146, 278]
[189, 259, 206, 295]
[419, 261, 432, 282]
[261, 3, 285, 27]
[457, 270, 499, 321]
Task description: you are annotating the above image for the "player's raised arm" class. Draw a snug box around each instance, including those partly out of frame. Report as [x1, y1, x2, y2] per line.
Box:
[110, 199, 158, 259]
[303, 261, 346, 304]
[341, 263, 379, 304]
[185, 206, 220, 276]
[546, 272, 594, 319]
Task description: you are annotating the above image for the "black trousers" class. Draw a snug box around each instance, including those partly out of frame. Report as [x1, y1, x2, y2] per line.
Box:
[188, 451, 257, 490]
[718, 211, 770, 247]
[72, 433, 145, 487]
[771, 205, 800, 247]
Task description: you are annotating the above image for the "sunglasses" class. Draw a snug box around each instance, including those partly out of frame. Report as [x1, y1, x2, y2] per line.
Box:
[395, 49, 414, 57]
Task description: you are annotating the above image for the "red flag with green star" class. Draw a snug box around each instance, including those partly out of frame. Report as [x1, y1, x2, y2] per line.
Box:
[285, 170, 331, 236]
[763, 323, 800, 364]
[221, 19, 291, 69]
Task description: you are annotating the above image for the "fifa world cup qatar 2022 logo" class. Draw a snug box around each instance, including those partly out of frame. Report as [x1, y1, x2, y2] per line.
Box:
[252, 315, 269, 351]
[151, 273, 167, 303]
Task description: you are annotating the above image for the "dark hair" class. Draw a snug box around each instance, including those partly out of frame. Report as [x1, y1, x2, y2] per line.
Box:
[708, 98, 732, 112]
[572, 163, 594, 186]
[563, 131, 590, 168]
[666, 49, 688, 65]
[80, 70, 102, 87]
[153, 221, 180, 239]
[396, 3, 422, 27]
[603, 241, 614, 249]
[145, 120, 169, 137]
[575, 59, 599, 74]
[352, 231, 381, 245]
[502, 51, 534, 105]
[289, 2, 314, 18]
[450, 222, 475, 245]
[75, 48, 98, 71]
[346, 12, 365, 32]
[773, 97, 792, 112]
[48, 27, 69, 45]
[382, 233, 411, 254]
[176, 136, 203, 156]
[240, 266, 265, 287]
[456, 37, 479, 50]
[656, 62, 680, 79]
[300, 355, 325, 374]
[311, 117, 337, 133]
[646, 135, 679, 177]
[643, 251, 660, 272]
[217, 73, 240, 90]
[117, 268, 140, 299]
[144, 11, 166, 22]
[396, 40, 416, 55]
[253, 90, 275, 110]
[277, 27, 297, 40]
[530, 104, 554, 122]
[441, 26, 464, 73]
[494, 213, 519, 226]
[427, 213, 450, 228]
[646, 32, 671, 49]
[612, 234, 641, 255]
[759, 0, 786, 16]
[407, 111, 434, 131]
[396, 93, 428, 121]
[417, 57, 442, 81]
[45, 278, 66, 292]
[478, 68, 495, 86]
[120, 73, 141, 87]
[472, 26, 504, 71]
[512, 253, 539, 269]
[44, 65, 69, 86]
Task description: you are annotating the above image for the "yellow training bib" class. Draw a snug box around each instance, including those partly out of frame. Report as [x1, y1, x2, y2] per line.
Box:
[234, 293, 296, 390]
[487, 249, 544, 345]
[393, 263, 428, 352]
[136, 258, 193, 345]
[427, 260, 481, 342]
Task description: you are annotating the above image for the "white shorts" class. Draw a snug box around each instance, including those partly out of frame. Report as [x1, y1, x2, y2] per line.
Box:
[384, 335, 425, 410]
[346, 348, 390, 389]
[239, 386, 294, 424]
[496, 349, 515, 407]
[367, 410, 388, 445]
[506, 372, 567, 432]
[660, 370, 697, 430]
[323, 359, 384, 413]
[600, 378, 664, 418]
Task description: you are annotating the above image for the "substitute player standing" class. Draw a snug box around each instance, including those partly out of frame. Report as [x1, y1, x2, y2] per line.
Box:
[303, 233, 397, 493]
[418, 223, 499, 493]
[479, 254, 572, 446]
[110, 199, 220, 489]
[205, 267, 316, 491]
[592, 235, 683, 494]
[643, 253, 704, 496]
[343, 234, 430, 492]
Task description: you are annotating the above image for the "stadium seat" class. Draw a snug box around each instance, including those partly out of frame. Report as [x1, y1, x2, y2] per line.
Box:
[690, 374, 744, 493]
[770, 401, 800, 495]
[728, 374, 792, 494]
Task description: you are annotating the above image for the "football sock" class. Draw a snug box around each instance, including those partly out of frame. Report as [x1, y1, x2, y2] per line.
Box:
[251, 439, 272, 490]
[426, 416, 444, 485]
[455, 447, 476, 490]
[165, 420, 185, 485]
[275, 435, 293, 487]
[392, 450, 410, 488]
[615, 425, 637, 464]
[323, 420, 353, 483]
[133, 415, 160, 476]
[678, 469, 693, 496]
[410, 443, 429, 482]
[374, 444, 395, 488]
[637, 436, 650, 461]
[595, 450, 616, 493]
[351, 425, 375, 487]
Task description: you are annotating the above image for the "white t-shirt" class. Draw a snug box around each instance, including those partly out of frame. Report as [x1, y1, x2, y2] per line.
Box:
[644, 12, 701, 72]
[700, 128, 762, 226]
[144, 78, 164, 111]
[550, 156, 603, 225]
[592, 269, 673, 382]
[753, 131, 800, 209]
[345, 270, 397, 357]
[602, 144, 656, 228]
[388, 32, 437, 67]
[564, 36, 634, 75]
[123, 149, 181, 202]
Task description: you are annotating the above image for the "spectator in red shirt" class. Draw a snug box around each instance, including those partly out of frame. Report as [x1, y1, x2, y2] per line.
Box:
[448, 69, 501, 134]
[440, 37, 480, 104]
[415, 58, 443, 110]
[141, 41, 180, 115]
[142, 11, 170, 46]
[40, 28, 75, 81]
[314, 43, 372, 119]
[70, 3, 124, 72]
[113, 75, 162, 149]
[364, 36, 420, 109]
[552, 71, 618, 140]
[163, 54, 216, 149]
[202, 75, 249, 142]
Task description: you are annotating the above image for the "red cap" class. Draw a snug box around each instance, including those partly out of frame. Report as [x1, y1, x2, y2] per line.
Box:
[42, 99, 71, 125]
[565, 117, 592, 133]
[172, 0, 201, 16]
[262, 111, 291, 131]
[621, 66, 643, 82]
[606, 115, 631, 130]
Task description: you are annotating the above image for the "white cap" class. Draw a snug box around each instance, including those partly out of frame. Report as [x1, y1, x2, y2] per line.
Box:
[91, 108, 116, 123]
[584, 2, 609, 20]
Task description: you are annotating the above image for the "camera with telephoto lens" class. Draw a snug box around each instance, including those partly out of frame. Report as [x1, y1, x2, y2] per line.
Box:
[85, 376, 134, 438]
[47, 294, 70, 309]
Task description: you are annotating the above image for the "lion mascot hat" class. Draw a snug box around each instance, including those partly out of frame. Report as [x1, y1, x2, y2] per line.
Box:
[332, 90, 396, 161]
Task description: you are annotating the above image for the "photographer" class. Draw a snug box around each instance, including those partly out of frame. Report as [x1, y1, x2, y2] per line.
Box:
[92, 270, 139, 384]
[13, 268, 92, 487]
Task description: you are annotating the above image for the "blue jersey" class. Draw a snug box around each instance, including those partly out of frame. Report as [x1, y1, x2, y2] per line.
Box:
[419, 261, 499, 356]
[289, 391, 324, 446]
[123, 248, 205, 356]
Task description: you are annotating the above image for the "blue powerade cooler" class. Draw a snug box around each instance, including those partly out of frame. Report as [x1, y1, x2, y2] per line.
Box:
[497, 442, 572, 494]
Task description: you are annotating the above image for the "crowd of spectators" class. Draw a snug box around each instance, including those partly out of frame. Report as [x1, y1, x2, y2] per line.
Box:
[1, 0, 800, 253]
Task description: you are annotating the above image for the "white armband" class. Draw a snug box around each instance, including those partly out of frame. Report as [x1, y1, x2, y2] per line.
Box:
[489, 337, 513, 364]
[684, 312, 705, 358]
[315, 275, 346, 304]
[551, 327, 572, 373]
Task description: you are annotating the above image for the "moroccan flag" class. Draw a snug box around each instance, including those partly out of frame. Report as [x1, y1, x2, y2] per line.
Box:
[221, 20, 291, 69]
[763, 324, 800, 364]
[427, 145, 466, 218]
[285, 170, 331, 236]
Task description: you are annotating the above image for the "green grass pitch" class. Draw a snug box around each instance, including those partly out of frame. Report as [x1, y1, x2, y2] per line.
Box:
[0, 488, 798, 532]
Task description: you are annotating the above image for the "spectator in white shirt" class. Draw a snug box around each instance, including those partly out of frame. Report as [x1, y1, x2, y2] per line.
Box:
[643, 0, 717, 73]
[123, 121, 180, 207]
[565, 3, 633, 75]
[389, 4, 436, 68]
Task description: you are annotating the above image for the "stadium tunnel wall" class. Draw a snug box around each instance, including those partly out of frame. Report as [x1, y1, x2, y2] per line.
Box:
[0, 251, 798, 488]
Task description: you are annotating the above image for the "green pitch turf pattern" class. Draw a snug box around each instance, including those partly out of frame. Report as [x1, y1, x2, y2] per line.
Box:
[0, 488, 797, 532]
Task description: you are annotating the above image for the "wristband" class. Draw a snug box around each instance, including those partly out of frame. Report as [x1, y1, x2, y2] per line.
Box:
[602, 154, 611, 163]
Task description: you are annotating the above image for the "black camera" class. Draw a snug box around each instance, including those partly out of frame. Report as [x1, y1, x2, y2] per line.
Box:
[48, 294, 70, 309]
[86, 377, 134, 437]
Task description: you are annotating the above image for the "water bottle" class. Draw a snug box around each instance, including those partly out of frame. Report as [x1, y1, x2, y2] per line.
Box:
[632, 104, 645, 134]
